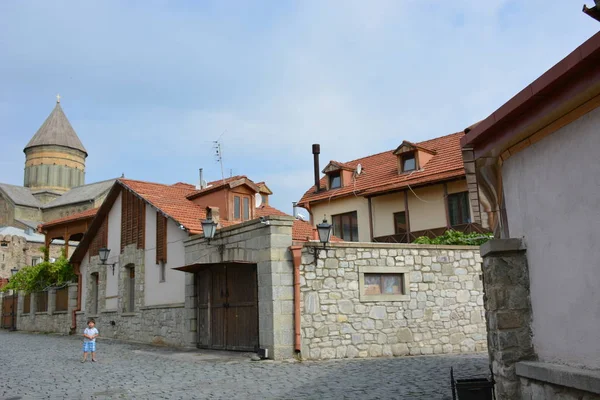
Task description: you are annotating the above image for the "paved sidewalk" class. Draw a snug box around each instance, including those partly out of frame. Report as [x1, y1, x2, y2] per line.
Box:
[0, 330, 489, 399]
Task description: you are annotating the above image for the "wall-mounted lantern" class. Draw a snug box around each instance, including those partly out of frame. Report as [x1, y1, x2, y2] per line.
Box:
[98, 247, 118, 275]
[316, 218, 333, 247]
[201, 218, 218, 244]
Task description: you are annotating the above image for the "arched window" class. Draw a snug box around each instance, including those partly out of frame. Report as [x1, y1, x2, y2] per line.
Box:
[126, 265, 135, 312]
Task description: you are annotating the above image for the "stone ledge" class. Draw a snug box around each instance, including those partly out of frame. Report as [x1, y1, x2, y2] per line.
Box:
[53, 311, 68, 315]
[121, 312, 138, 317]
[301, 241, 480, 250]
[140, 303, 184, 310]
[480, 238, 525, 257]
[516, 361, 600, 395]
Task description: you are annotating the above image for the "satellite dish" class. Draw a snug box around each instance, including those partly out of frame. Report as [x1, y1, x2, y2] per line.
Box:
[255, 193, 263, 208]
[356, 163, 362, 175]
[296, 213, 307, 221]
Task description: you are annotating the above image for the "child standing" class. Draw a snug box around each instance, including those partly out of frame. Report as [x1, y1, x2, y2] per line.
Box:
[82, 319, 99, 362]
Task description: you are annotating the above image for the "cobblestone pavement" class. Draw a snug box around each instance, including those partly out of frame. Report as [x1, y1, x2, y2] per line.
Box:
[0, 331, 489, 400]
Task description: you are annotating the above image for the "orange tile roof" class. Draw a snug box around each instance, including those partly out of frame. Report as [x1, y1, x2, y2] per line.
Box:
[41, 207, 99, 229]
[255, 204, 342, 242]
[298, 131, 466, 206]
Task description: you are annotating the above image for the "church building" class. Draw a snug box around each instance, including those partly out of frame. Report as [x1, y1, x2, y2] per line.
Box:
[0, 97, 115, 278]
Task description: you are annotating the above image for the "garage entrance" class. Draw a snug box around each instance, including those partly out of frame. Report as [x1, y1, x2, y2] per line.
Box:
[196, 263, 258, 351]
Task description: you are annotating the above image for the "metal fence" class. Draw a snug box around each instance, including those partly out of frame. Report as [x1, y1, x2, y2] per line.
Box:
[55, 287, 69, 312]
[36, 291, 48, 313]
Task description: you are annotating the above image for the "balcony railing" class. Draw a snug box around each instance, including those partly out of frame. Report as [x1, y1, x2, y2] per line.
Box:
[373, 223, 490, 244]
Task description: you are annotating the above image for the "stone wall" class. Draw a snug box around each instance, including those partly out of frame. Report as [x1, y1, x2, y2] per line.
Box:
[17, 283, 78, 334]
[299, 242, 486, 360]
[75, 304, 186, 346]
[0, 233, 64, 279]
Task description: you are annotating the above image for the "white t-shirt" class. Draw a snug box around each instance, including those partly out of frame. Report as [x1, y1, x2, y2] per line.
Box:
[84, 327, 99, 342]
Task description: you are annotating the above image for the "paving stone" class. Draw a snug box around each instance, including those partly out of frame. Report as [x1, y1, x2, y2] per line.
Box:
[0, 330, 489, 400]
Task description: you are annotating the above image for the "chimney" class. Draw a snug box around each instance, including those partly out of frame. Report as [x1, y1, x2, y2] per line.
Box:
[312, 144, 321, 192]
[197, 168, 206, 190]
[292, 202, 297, 218]
[206, 206, 220, 225]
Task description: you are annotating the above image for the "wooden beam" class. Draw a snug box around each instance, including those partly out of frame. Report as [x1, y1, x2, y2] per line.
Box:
[404, 190, 411, 243]
[368, 197, 374, 242]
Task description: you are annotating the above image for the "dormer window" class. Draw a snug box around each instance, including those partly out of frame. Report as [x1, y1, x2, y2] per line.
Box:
[401, 153, 416, 172]
[329, 171, 341, 189]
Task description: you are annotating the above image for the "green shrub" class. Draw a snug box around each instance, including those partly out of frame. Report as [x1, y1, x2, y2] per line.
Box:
[413, 230, 493, 246]
[1, 249, 75, 293]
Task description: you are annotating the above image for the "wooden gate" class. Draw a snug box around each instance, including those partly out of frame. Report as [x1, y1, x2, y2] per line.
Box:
[1, 293, 17, 329]
[196, 263, 258, 351]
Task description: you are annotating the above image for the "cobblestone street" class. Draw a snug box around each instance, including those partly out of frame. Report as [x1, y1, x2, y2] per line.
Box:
[0, 331, 488, 399]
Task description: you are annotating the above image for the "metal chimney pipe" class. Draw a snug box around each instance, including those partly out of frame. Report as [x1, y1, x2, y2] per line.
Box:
[199, 168, 204, 189]
[292, 202, 298, 218]
[312, 144, 321, 192]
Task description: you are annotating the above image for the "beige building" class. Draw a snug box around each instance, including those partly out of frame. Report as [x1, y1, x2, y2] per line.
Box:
[297, 134, 487, 243]
[0, 98, 115, 278]
[463, 29, 600, 399]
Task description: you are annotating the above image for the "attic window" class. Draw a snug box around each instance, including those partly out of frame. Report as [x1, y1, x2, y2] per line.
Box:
[329, 171, 341, 189]
[401, 153, 416, 172]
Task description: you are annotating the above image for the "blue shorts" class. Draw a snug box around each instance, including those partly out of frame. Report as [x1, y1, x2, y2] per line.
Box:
[83, 341, 96, 353]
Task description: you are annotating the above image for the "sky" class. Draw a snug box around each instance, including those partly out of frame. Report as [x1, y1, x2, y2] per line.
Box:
[0, 1, 598, 215]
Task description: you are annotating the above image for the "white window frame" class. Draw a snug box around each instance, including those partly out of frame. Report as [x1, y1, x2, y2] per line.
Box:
[358, 266, 411, 302]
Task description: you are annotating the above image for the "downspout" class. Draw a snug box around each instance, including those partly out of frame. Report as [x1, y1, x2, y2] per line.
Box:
[71, 261, 81, 333]
[289, 245, 303, 353]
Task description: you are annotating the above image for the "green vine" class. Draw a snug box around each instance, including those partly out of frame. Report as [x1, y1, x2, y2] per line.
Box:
[413, 230, 493, 246]
[1, 248, 75, 293]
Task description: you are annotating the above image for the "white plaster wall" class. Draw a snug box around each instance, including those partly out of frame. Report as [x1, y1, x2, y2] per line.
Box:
[371, 192, 405, 237]
[502, 106, 600, 369]
[310, 196, 370, 242]
[105, 192, 122, 310]
[144, 206, 187, 306]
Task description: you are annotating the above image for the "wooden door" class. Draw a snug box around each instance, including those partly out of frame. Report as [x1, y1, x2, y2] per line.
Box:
[196, 269, 211, 348]
[226, 264, 258, 351]
[1, 293, 17, 329]
[196, 264, 258, 351]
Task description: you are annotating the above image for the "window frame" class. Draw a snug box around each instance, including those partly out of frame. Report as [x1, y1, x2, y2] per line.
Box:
[233, 196, 241, 220]
[358, 266, 411, 302]
[447, 191, 471, 226]
[401, 152, 417, 173]
[393, 211, 407, 234]
[159, 260, 166, 283]
[243, 197, 250, 221]
[331, 211, 359, 242]
[329, 171, 342, 189]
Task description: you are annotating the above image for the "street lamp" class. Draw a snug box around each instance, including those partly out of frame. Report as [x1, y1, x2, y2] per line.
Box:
[98, 248, 117, 275]
[10, 267, 18, 331]
[201, 218, 218, 244]
[316, 218, 333, 247]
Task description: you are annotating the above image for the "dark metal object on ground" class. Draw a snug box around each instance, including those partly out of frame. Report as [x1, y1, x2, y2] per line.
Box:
[451, 366, 495, 400]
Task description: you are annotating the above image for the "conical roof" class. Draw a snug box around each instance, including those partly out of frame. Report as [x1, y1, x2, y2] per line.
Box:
[24, 101, 87, 155]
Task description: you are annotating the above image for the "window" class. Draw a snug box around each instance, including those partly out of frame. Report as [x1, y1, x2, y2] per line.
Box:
[243, 197, 250, 221]
[31, 257, 42, 266]
[127, 266, 135, 312]
[393, 212, 406, 234]
[91, 273, 99, 315]
[261, 194, 268, 205]
[364, 274, 404, 295]
[329, 172, 341, 189]
[234, 196, 241, 220]
[359, 266, 410, 301]
[401, 153, 416, 172]
[0, 242, 8, 248]
[332, 211, 359, 242]
[159, 261, 166, 283]
[156, 212, 167, 264]
[448, 192, 470, 226]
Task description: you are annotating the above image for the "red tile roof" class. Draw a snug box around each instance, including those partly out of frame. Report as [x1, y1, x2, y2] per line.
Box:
[298, 131, 466, 206]
[40, 207, 99, 229]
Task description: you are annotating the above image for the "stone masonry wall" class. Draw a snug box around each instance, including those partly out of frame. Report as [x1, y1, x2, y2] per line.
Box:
[0, 233, 64, 279]
[17, 283, 78, 334]
[299, 242, 487, 360]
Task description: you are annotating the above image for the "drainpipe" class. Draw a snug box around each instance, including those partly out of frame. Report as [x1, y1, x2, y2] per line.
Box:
[289, 245, 303, 353]
[71, 262, 81, 333]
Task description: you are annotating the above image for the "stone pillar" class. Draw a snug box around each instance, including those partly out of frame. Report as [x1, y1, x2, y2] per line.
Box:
[184, 272, 197, 346]
[48, 289, 56, 315]
[480, 239, 534, 400]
